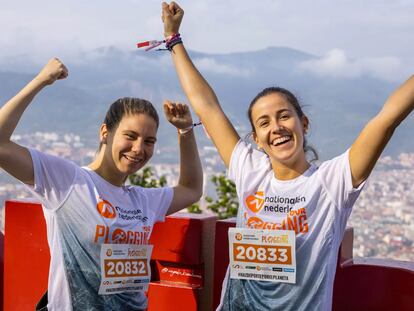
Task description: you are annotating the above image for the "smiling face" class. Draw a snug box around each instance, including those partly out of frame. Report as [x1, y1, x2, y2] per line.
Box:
[251, 93, 309, 168]
[100, 113, 158, 184]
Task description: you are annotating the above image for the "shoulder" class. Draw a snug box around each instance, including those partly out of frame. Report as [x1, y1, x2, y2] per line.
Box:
[29, 147, 78, 169]
[317, 149, 350, 173]
[230, 139, 270, 170]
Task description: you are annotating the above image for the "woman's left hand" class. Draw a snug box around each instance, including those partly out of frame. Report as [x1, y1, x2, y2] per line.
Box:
[163, 100, 193, 130]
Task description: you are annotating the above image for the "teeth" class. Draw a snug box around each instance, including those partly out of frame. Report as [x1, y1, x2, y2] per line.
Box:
[272, 136, 290, 146]
[124, 155, 142, 163]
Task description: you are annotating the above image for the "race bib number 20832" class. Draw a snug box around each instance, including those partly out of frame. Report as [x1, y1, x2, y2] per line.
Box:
[99, 244, 153, 295]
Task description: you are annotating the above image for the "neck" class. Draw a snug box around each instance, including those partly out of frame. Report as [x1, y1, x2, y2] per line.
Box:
[270, 154, 310, 181]
[88, 148, 125, 187]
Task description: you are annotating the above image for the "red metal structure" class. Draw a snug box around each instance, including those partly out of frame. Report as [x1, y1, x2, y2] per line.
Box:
[2, 200, 414, 310]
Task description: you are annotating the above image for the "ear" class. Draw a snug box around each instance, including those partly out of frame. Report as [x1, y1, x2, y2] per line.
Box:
[302, 116, 309, 134]
[100, 124, 108, 144]
[252, 131, 263, 150]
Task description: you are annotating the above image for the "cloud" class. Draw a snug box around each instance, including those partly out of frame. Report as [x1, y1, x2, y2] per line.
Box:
[298, 49, 403, 81]
[0, 0, 413, 66]
[194, 57, 251, 77]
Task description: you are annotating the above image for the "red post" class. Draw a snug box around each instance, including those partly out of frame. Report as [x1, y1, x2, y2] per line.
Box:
[4, 200, 49, 311]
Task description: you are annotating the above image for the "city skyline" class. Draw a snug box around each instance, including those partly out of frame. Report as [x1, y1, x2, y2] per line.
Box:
[1, 131, 413, 262]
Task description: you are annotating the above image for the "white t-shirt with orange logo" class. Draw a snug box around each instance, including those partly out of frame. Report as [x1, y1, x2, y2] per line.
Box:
[27, 149, 173, 311]
[218, 140, 365, 311]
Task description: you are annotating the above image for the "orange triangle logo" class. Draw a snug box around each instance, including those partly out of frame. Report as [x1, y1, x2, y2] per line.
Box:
[97, 199, 117, 219]
[245, 191, 265, 213]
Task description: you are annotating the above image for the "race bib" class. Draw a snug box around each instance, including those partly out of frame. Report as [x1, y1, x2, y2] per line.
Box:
[229, 228, 296, 283]
[98, 244, 153, 295]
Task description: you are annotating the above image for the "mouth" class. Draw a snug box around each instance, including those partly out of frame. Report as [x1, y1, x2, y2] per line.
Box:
[271, 135, 292, 147]
[123, 154, 144, 164]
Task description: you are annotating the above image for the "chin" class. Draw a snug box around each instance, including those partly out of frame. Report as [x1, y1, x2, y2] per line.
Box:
[270, 148, 301, 164]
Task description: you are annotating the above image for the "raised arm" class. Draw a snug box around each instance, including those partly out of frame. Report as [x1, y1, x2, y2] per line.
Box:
[162, 2, 240, 168]
[163, 101, 203, 215]
[0, 58, 68, 185]
[350, 75, 414, 187]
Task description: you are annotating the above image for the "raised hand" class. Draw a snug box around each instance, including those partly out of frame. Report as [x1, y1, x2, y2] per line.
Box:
[163, 100, 193, 130]
[36, 58, 68, 85]
[162, 1, 184, 37]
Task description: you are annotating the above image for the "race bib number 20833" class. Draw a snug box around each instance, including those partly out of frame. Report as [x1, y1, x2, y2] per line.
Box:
[229, 228, 296, 284]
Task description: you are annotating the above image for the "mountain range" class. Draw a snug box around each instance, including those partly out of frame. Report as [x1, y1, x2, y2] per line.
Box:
[0, 46, 412, 161]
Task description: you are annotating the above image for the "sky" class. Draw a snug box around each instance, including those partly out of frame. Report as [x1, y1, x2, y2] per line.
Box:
[1, 0, 414, 81]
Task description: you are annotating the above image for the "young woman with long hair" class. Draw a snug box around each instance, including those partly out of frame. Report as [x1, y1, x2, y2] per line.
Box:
[161, 2, 414, 310]
[0, 58, 203, 310]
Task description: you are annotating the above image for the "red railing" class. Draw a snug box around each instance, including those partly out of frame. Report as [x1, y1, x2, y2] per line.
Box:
[2, 200, 414, 310]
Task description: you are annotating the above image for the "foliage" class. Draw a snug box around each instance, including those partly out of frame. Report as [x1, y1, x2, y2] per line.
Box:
[129, 166, 167, 188]
[205, 172, 239, 219]
[187, 203, 202, 214]
[129, 168, 238, 219]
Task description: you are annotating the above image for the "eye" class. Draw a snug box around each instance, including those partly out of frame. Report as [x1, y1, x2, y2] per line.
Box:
[145, 139, 156, 146]
[258, 120, 269, 128]
[280, 114, 290, 120]
[124, 133, 135, 140]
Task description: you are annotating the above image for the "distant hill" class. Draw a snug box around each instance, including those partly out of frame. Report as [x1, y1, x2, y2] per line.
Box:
[0, 46, 412, 160]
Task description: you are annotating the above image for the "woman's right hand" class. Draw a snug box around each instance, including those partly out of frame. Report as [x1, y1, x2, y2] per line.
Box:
[162, 1, 184, 38]
[36, 58, 68, 86]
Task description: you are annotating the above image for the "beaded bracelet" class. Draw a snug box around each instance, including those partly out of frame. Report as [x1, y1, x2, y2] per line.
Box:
[137, 33, 182, 52]
[165, 33, 182, 51]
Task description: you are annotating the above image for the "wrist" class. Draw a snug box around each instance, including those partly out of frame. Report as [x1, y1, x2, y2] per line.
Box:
[165, 33, 182, 52]
[178, 127, 193, 135]
[164, 31, 177, 39]
[32, 76, 49, 88]
[177, 121, 202, 135]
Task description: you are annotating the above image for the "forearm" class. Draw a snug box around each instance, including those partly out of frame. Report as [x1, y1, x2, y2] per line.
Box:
[381, 74, 414, 128]
[349, 75, 414, 187]
[171, 43, 222, 115]
[177, 130, 203, 196]
[0, 76, 47, 142]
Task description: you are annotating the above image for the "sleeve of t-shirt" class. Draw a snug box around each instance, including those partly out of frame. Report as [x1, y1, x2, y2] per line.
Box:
[318, 149, 366, 210]
[228, 139, 270, 189]
[141, 187, 174, 223]
[27, 148, 77, 210]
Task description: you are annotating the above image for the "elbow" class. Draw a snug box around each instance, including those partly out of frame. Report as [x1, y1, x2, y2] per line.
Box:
[194, 187, 203, 202]
[0, 141, 10, 162]
[188, 183, 203, 204]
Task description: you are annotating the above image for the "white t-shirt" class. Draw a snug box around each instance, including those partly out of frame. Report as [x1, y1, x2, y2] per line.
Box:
[27, 149, 173, 311]
[217, 140, 365, 311]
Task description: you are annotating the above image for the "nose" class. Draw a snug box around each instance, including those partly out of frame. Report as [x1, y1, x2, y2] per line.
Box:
[131, 138, 145, 154]
[271, 119, 284, 133]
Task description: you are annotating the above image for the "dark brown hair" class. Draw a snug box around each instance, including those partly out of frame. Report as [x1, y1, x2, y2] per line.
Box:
[99, 97, 159, 150]
[248, 87, 318, 161]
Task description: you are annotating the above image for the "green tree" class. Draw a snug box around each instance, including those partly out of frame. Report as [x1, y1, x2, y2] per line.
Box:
[205, 173, 239, 219]
[129, 166, 167, 188]
[187, 203, 202, 214]
[129, 166, 203, 214]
